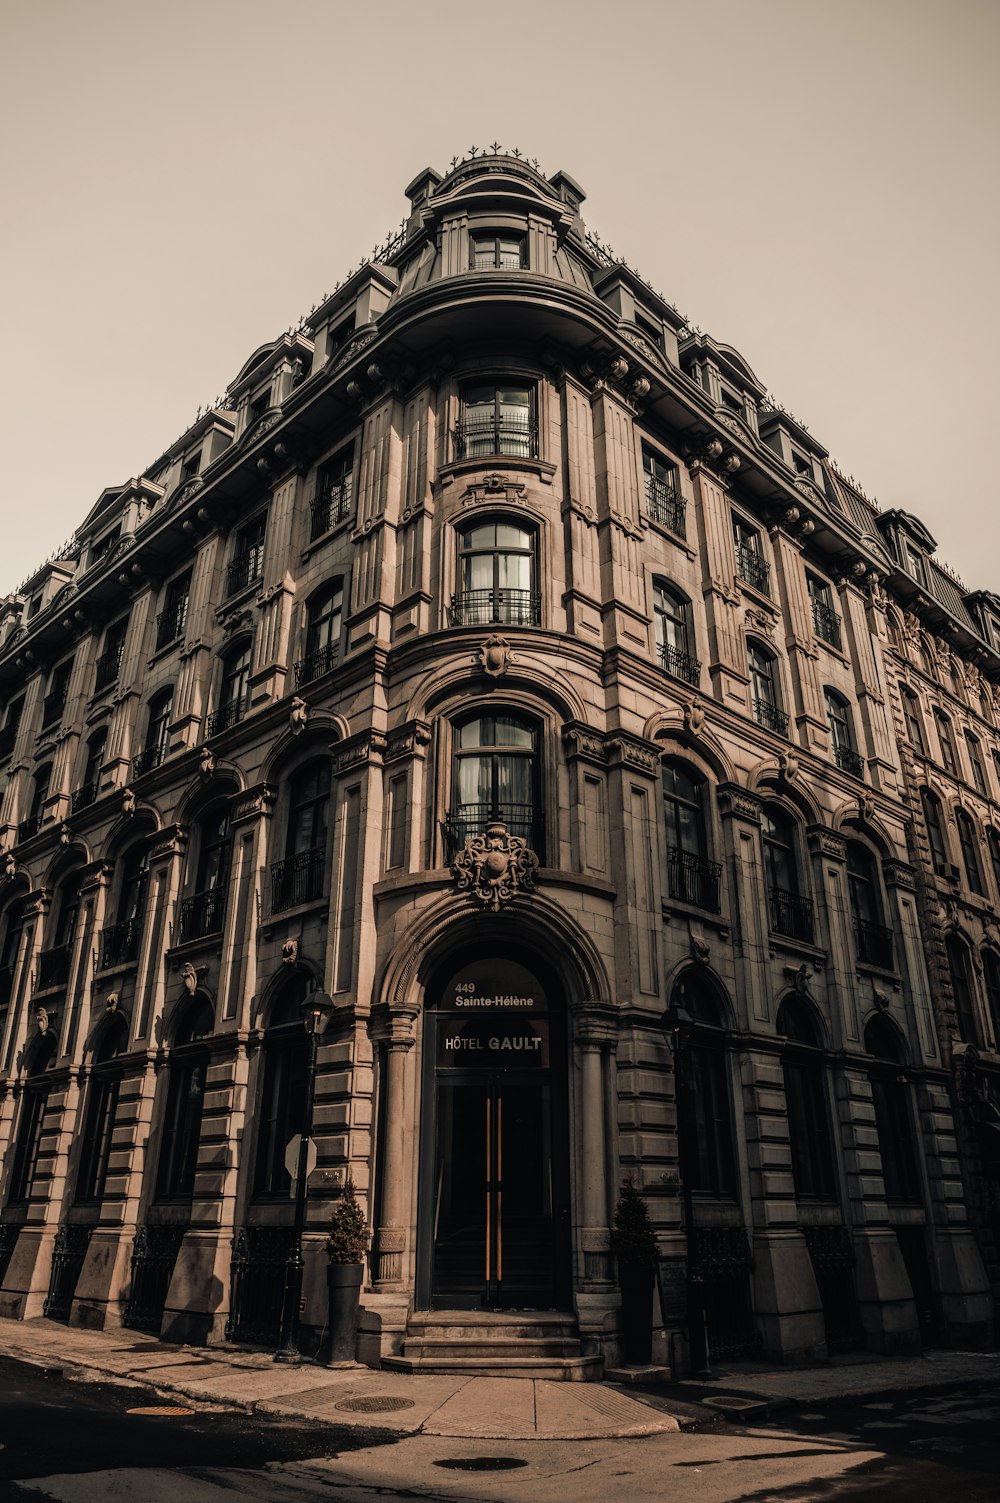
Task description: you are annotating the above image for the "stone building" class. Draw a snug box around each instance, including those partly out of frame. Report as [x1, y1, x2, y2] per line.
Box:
[0, 152, 994, 1376]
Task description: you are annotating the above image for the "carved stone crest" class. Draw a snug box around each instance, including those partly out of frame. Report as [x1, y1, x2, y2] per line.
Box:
[461, 474, 527, 509]
[683, 700, 705, 735]
[451, 819, 540, 912]
[475, 634, 515, 679]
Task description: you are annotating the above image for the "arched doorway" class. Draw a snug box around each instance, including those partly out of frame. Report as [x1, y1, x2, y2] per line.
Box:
[416, 950, 571, 1311]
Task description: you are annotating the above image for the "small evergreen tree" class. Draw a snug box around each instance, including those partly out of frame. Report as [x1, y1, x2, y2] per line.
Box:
[611, 1175, 659, 1266]
[326, 1176, 370, 1264]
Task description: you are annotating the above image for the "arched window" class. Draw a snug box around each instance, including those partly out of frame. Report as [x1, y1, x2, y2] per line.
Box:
[847, 842, 893, 968]
[208, 644, 250, 737]
[982, 949, 1000, 1045]
[156, 997, 213, 1201]
[38, 871, 83, 989]
[76, 1016, 128, 1203]
[18, 764, 51, 843]
[864, 1015, 921, 1204]
[253, 976, 311, 1199]
[653, 582, 699, 685]
[920, 788, 948, 872]
[946, 935, 979, 1044]
[762, 805, 813, 942]
[671, 973, 737, 1198]
[824, 688, 863, 778]
[956, 810, 985, 896]
[662, 761, 720, 912]
[776, 998, 836, 1201]
[74, 728, 107, 811]
[100, 845, 148, 968]
[180, 806, 230, 941]
[900, 687, 926, 755]
[933, 709, 958, 776]
[748, 643, 788, 735]
[134, 688, 173, 777]
[7, 1032, 57, 1205]
[987, 828, 1000, 900]
[451, 518, 538, 627]
[965, 732, 989, 796]
[271, 760, 331, 912]
[449, 711, 542, 857]
[296, 580, 344, 687]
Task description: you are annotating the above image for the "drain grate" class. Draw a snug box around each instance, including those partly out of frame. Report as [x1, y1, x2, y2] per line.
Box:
[434, 1458, 528, 1472]
[126, 1406, 196, 1417]
[335, 1396, 415, 1413]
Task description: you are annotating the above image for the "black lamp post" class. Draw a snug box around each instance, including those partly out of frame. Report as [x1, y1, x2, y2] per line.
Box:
[660, 1000, 711, 1378]
[274, 986, 335, 1364]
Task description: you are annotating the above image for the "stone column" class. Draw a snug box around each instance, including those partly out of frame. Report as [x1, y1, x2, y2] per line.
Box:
[573, 1003, 618, 1287]
[361, 1006, 417, 1365]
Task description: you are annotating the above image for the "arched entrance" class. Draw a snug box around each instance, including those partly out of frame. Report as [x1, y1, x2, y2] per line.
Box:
[416, 950, 571, 1311]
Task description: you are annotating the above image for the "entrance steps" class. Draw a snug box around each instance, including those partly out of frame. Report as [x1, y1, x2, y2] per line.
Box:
[382, 1311, 602, 1381]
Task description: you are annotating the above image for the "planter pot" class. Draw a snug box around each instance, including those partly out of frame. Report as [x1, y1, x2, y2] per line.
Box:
[327, 1262, 364, 1365]
[618, 1260, 655, 1365]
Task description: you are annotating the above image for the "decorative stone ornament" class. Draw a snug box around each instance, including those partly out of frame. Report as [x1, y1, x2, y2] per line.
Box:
[451, 819, 540, 913]
[36, 1007, 49, 1034]
[59, 823, 72, 848]
[281, 938, 299, 965]
[474, 634, 515, 679]
[682, 700, 705, 736]
[2, 851, 15, 880]
[106, 993, 120, 1013]
[181, 962, 206, 995]
[122, 788, 136, 818]
[290, 696, 308, 733]
[199, 748, 216, 779]
[779, 751, 800, 782]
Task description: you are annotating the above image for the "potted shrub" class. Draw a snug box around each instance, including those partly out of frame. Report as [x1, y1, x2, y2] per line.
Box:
[326, 1176, 370, 1365]
[612, 1176, 659, 1365]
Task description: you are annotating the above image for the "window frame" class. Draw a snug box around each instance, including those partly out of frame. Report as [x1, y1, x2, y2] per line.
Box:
[451, 515, 540, 628]
[933, 709, 959, 776]
[956, 809, 986, 896]
[455, 381, 537, 462]
[470, 231, 527, 271]
[900, 686, 926, 755]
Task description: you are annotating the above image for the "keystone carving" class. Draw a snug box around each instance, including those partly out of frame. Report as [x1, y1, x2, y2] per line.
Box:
[122, 788, 136, 818]
[474, 634, 515, 679]
[290, 696, 308, 733]
[281, 938, 299, 965]
[182, 962, 208, 994]
[451, 819, 540, 913]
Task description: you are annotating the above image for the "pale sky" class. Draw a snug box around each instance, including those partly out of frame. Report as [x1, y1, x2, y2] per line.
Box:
[2, 0, 997, 594]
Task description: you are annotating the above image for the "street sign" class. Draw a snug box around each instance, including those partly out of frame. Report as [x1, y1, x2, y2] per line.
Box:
[284, 1134, 318, 1184]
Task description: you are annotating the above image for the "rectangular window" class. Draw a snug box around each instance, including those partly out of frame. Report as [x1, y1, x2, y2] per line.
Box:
[156, 571, 191, 650]
[247, 388, 270, 426]
[791, 450, 812, 478]
[386, 773, 408, 870]
[903, 540, 925, 584]
[42, 661, 73, 730]
[89, 525, 122, 569]
[310, 446, 355, 539]
[635, 313, 664, 351]
[807, 574, 841, 649]
[471, 232, 526, 270]
[719, 387, 744, 416]
[457, 383, 536, 460]
[966, 733, 989, 796]
[94, 617, 128, 693]
[934, 710, 958, 776]
[226, 514, 266, 596]
[180, 450, 201, 481]
[733, 515, 770, 594]
[641, 445, 686, 537]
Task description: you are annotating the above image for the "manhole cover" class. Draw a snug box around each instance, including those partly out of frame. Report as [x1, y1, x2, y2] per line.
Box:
[434, 1458, 528, 1472]
[126, 1406, 195, 1417]
[335, 1396, 415, 1413]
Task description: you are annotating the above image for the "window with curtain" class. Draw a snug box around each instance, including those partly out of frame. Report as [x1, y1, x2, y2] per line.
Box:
[456, 382, 535, 460]
[662, 761, 720, 911]
[776, 998, 836, 1200]
[762, 805, 813, 942]
[946, 935, 979, 1044]
[450, 712, 541, 857]
[900, 687, 926, 754]
[296, 580, 344, 686]
[451, 518, 538, 627]
[847, 842, 893, 967]
[956, 810, 985, 896]
[921, 788, 948, 871]
[75, 1017, 128, 1203]
[642, 446, 686, 535]
[825, 688, 863, 777]
[865, 1015, 921, 1204]
[156, 997, 213, 1200]
[470, 231, 527, 270]
[653, 582, 698, 684]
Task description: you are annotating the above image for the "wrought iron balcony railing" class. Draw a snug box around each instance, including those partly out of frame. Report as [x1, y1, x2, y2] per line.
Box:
[735, 542, 770, 594]
[41, 690, 68, 730]
[449, 588, 541, 628]
[658, 641, 701, 686]
[0, 723, 16, 761]
[453, 414, 537, 460]
[225, 547, 264, 598]
[853, 917, 894, 969]
[155, 599, 188, 650]
[309, 478, 354, 539]
[753, 697, 790, 736]
[179, 886, 227, 943]
[205, 700, 245, 738]
[295, 642, 338, 687]
[72, 780, 99, 814]
[270, 848, 326, 913]
[666, 846, 723, 913]
[768, 886, 815, 944]
[38, 944, 71, 990]
[834, 744, 865, 778]
[444, 803, 541, 858]
[644, 476, 687, 537]
[811, 598, 842, 648]
[94, 646, 123, 694]
[100, 917, 142, 969]
[132, 744, 166, 778]
[17, 814, 42, 844]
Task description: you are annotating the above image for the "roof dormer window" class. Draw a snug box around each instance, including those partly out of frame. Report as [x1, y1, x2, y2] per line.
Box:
[903, 539, 925, 583]
[181, 450, 201, 481]
[247, 388, 270, 426]
[635, 313, 664, 352]
[89, 524, 121, 569]
[471, 232, 526, 271]
[791, 450, 812, 478]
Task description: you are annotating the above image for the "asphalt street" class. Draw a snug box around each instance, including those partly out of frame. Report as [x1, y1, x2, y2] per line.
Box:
[1, 1354, 999, 1502]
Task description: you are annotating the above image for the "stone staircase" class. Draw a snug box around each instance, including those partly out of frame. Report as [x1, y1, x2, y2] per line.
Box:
[381, 1310, 602, 1381]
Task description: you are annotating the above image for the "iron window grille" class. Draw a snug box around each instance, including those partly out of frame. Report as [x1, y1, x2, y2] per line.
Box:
[753, 697, 790, 735]
[93, 647, 122, 693]
[449, 588, 541, 627]
[644, 475, 687, 536]
[309, 474, 354, 539]
[454, 385, 537, 460]
[155, 598, 188, 651]
[735, 540, 770, 594]
[445, 801, 541, 856]
[666, 846, 722, 913]
[295, 641, 338, 687]
[225, 546, 264, 597]
[471, 233, 527, 270]
[41, 687, 68, 729]
[206, 698, 246, 738]
[100, 917, 142, 969]
[132, 744, 166, 778]
[811, 598, 842, 648]
[853, 917, 894, 969]
[834, 744, 865, 778]
[658, 640, 701, 686]
[179, 886, 227, 943]
[72, 780, 99, 813]
[768, 887, 815, 944]
[270, 847, 326, 913]
[17, 814, 42, 844]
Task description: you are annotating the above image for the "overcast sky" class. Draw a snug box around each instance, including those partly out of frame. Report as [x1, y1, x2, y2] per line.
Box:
[2, 0, 997, 594]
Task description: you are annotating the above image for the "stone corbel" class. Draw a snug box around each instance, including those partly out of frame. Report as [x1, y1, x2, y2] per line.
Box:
[384, 719, 433, 764]
[561, 721, 608, 766]
[717, 783, 764, 823]
[807, 824, 848, 862]
[228, 782, 276, 826]
[604, 731, 660, 778]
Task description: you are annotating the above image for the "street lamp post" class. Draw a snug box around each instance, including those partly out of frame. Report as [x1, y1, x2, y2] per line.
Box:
[661, 1001, 711, 1378]
[274, 986, 335, 1364]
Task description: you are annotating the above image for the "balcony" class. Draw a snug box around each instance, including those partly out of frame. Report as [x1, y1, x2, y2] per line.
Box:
[453, 414, 537, 461]
[179, 886, 226, 943]
[155, 600, 188, 650]
[768, 887, 815, 944]
[37, 945, 71, 990]
[753, 698, 790, 736]
[295, 642, 338, 688]
[17, 814, 42, 844]
[449, 588, 541, 628]
[100, 917, 142, 969]
[41, 690, 67, 730]
[0, 723, 16, 761]
[666, 846, 722, 913]
[225, 547, 264, 598]
[205, 700, 245, 738]
[132, 744, 166, 778]
[854, 917, 894, 969]
[309, 478, 354, 539]
[811, 598, 842, 649]
[658, 641, 701, 686]
[834, 744, 865, 778]
[72, 781, 99, 814]
[735, 542, 770, 595]
[270, 848, 326, 913]
[94, 646, 123, 694]
[445, 802, 541, 858]
[644, 476, 687, 538]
